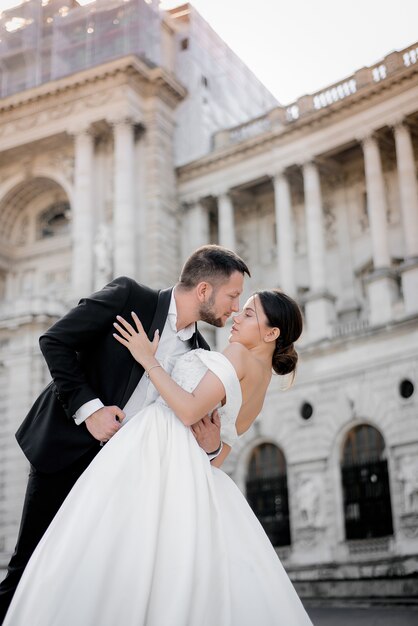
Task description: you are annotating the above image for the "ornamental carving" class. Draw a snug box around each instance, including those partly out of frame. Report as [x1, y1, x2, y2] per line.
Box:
[323, 199, 337, 247]
[0, 88, 116, 146]
[45, 152, 75, 184]
[354, 187, 369, 235]
[397, 456, 418, 514]
[401, 517, 418, 539]
[294, 473, 325, 529]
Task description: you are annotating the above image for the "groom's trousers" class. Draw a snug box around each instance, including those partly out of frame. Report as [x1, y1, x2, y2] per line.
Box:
[0, 446, 98, 624]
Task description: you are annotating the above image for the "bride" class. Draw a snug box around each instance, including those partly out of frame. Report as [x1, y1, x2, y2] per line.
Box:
[4, 289, 312, 626]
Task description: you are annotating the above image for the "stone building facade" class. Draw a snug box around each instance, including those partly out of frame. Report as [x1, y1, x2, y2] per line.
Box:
[1, 0, 418, 601]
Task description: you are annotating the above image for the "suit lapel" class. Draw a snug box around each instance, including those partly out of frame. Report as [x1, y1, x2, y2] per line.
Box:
[147, 287, 172, 341]
[121, 287, 173, 408]
[190, 325, 211, 351]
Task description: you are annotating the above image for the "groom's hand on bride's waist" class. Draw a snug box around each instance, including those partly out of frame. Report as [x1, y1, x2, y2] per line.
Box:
[85, 405, 125, 442]
[191, 410, 221, 454]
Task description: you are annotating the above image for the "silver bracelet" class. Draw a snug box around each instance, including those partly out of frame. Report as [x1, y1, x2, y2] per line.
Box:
[145, 364, 162, 378]
[207, 441, 223, 457]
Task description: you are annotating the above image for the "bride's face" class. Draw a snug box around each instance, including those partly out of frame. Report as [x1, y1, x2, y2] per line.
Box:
[229, 295, 271, 348]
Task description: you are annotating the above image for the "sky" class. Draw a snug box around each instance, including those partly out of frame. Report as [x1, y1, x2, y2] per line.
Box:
[0, 0, 417, 104]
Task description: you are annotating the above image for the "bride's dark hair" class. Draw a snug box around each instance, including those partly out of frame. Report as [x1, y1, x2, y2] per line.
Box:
[256, 289, 303, 378]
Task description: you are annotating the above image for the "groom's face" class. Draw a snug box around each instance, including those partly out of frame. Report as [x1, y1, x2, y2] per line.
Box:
[199, 271, 244, 327]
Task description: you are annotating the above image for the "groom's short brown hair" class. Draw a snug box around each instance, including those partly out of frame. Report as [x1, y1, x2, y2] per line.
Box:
[179, 245, 250, 289]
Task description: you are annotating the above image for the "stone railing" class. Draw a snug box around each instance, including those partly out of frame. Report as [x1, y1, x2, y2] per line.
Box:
[347, 536, 391, 556]
[332, 317, 370, 339]
[213, 107, 286, 150]
[214, 41, 418, 149]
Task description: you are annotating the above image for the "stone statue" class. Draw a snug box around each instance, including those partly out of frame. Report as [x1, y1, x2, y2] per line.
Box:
[296, 474, 324, 527]
[397, 456, 418, 514]
[94, 223, 113, 290]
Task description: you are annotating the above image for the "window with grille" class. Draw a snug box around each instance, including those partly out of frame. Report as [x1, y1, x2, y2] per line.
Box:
[341, 425, 393, 540]
[246, 443, 291, 547]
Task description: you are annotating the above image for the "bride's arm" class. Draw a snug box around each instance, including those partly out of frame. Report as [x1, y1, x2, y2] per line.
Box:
[210, 397, 263, 467]
[113, 313, 245, 427]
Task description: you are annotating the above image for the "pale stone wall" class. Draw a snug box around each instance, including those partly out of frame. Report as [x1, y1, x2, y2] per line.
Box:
[176, 42, 418, 593]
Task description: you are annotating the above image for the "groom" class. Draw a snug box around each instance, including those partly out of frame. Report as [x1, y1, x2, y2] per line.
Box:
[0, 244, 250, 622]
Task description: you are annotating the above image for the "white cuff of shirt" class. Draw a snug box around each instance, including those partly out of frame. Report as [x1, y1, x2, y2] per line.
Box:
[74, 399, 105, 425]
[207, 441, 223, 461]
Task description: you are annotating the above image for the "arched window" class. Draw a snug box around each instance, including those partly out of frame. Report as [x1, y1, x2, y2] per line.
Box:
[37, 202, 70, 239]
[246, 443, 291, 547]
[341, 424, 393, 540]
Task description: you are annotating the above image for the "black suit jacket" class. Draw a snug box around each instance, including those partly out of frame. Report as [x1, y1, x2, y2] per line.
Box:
[16, 276, 210, 473]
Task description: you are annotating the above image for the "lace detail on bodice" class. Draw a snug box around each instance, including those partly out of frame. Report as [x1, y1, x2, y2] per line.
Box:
[157, 349, 242, 447]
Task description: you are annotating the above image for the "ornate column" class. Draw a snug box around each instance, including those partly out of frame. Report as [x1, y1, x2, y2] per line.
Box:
[361, 134, 397, 325]
[273, 172, 296, 296]
[214, 191, 236, 349]
[181, 199, 210, 259]
[217, 192, 236, 250]
[112, 118, 136, 278]
[71, 127, 95, 298]
[393, 121, 418, 315]
[302, 161, 335, 341]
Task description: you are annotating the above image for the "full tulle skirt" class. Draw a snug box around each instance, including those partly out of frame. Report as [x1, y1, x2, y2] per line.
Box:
[4, 404, 312, 625]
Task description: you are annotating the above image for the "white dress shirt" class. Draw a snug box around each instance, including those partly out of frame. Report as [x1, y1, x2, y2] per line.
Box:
[74, 290, 195, 425]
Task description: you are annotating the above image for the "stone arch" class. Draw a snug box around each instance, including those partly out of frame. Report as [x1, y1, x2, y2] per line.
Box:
[0, 175, 73, 304]
[0, 176, 71, 245]
[0, 169, 73, 209]
[330, 417, 394, 544]
[245, 441, 291, 547]
[337, 422, 394, 541]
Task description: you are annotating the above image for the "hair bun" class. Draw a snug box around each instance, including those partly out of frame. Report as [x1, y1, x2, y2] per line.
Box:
[272, 342, 298, 376]
[257, 289, 303, 380]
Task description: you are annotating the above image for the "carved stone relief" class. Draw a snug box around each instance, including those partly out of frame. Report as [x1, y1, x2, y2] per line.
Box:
[294, 473, 325, 529]
[397, 455, 418, 514]
[45, 152, 75, 184]
[322, 199, 337, 247]
[353, 186, 369, 236]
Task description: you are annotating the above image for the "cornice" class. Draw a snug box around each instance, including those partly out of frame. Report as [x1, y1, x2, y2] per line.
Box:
[0, 55, 186, 115]
[178, 62, 418, 182]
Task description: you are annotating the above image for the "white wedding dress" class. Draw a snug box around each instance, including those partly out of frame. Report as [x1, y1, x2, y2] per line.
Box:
[4, 350, 312, 626]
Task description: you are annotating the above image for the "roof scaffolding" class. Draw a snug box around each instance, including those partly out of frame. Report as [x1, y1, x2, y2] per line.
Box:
[0, 0, 161, 98]
[0, 1, 278, 164]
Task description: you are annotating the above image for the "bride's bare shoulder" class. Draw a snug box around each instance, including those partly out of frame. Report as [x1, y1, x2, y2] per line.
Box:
[221, 343, 250, 379]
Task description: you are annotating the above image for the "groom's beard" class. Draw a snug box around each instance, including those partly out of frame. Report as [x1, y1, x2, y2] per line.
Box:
[199, 293, 224, 328]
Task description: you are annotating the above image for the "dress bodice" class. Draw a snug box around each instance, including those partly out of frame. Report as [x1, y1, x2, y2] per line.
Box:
[158, 349, 242, 447]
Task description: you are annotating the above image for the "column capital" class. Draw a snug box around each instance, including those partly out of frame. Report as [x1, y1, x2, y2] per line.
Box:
[180, 197, 205, 212]
[269, 168, 290, 181]
[357, 131, 379, 148]
[300, 159, 321, 177]
[108, 116, 133, 128]
[388, 114, 406, 128]
[67, 123, 94, 138]
[296, 157, 319, 173]
[214, 189, 233, 202]
[107, 114, 143, 128]
[390, 116, 413, 134]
